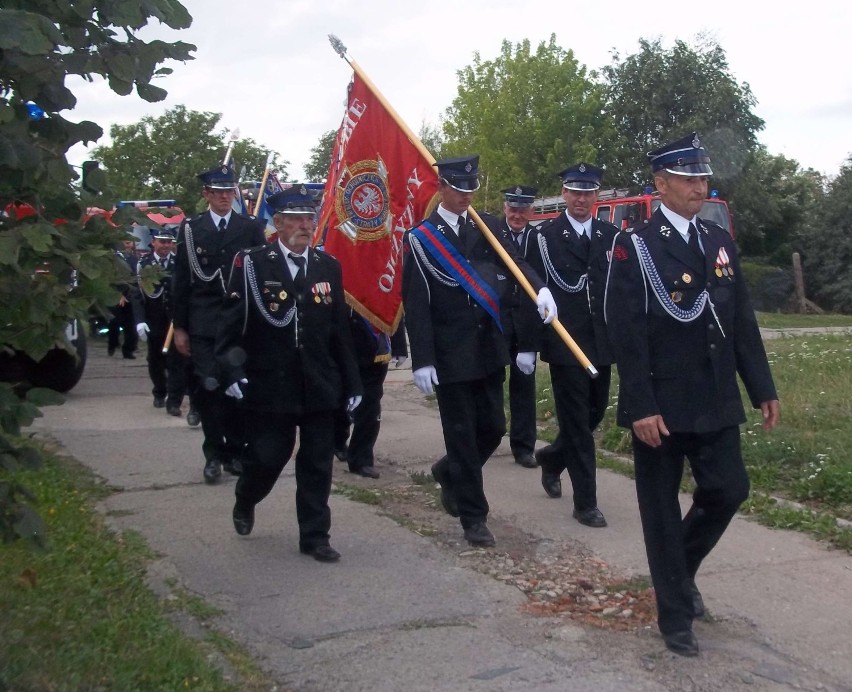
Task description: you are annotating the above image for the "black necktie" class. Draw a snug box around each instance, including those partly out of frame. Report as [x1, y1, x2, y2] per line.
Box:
[579, 230, 590, 254]
[457, 215, 467, 242]
[687, 223, 703, 258]
[289, 253, 306, 291]
[217, 218, 226, 232]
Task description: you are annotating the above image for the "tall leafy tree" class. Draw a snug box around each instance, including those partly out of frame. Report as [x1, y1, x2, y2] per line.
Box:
[442, 35, 613, 210]
[729, 148, 823, 260]
[0, 0, 194, 544]
[600, 36, 765, 189]
[801, 157, 852, 312]
[92, 105, 285, 212]
[303, 129, 336, 182]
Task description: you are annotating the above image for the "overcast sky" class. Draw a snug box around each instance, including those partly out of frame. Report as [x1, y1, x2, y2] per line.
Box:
[67, 0, 852, 182]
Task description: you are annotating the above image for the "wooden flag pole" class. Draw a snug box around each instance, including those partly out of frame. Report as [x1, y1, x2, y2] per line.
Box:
[254, 152, 274, 217]
[327, 35, 597, 377]
[162, 323, 174, 354]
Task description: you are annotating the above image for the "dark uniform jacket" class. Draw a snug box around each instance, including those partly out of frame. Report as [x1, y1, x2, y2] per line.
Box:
[486, 218, 537, 336]
[520, 213, 618, 367]
[172, 210, 266, 338]
[215, 244, 362, 415]
[402, 208, 545, 385]
[604, 209, 777, 433]
[130, 253, 175, 332]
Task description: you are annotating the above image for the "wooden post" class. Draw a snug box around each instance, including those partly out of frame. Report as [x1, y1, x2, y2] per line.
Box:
[792, 252, 807, 313]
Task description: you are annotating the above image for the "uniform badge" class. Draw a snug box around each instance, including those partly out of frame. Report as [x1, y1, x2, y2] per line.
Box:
[715, 267, 723, 278]
[278, 290, 288, 300]
[196, 246, 203, 254]
[613, 245, 629, 262]
[579, 163, 586, 173]
[268, 249, 278, 260]
[714, 247, 733, 277]
[682, 273, 692, 284]
[671, 291, 683, 303]
[233, 254, 243, 268]
[269, 302, 279, 312]
[659, 224, 671, 238]
[262, 287, 270, 294]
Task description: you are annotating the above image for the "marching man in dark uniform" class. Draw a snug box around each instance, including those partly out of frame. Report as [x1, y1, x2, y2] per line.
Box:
[604, 133, 779, 656]
[172, 164, 267, 483]
[402, 155, 557, 548]
[216, 186, 362, 562]
[131, 227, 196, 420]
[518, 164, 618, 528]
[486, 186, 540, 470]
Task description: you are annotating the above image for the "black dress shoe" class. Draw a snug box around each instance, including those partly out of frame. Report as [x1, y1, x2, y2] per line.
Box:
[663, 629, 699, 657]
[153, 396, 166, 409]
[222, 458, 243, 476]
[232, 502, 255, 536]
[541, 471, 562, 499]
[107, 345, 116, 356]
[203, 458, 221, 484]
[300, 544, 341, 562]
[431, 460, 459, 517]
[685, 579, 705, 618]
[463, 522, 496, 547]
[186, 409, 201, 427]
[334, 446, 348, 463]
[122, 353, 136, 360]
[351, 466, 380, 479]
[514, 452, 538, 469]
[573, 507, 608, 528]
[166, 404, 181, 416]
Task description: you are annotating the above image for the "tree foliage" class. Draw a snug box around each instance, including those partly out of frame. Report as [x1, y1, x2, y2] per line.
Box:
[0, 0, 195, 544]
[303, 129, 336, 182]
[600, 36, 765, 189]
[801, 158, 852, 312]
[442, 35, 613, 210]
[728, 149, 823, 261]
[92, 105, 285, 213]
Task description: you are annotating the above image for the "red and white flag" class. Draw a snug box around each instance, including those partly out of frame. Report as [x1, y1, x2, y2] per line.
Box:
[317, 73, 438, 334]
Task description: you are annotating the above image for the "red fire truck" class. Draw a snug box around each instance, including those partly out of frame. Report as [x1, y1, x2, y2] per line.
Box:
[530, 188, 735, 237]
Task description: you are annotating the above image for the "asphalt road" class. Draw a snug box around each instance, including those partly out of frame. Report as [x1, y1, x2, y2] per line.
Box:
[32, 340, 852, 691]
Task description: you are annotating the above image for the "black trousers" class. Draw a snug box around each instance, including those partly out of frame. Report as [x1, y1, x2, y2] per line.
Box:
[236, 409, 335, 549]
[632, 425, 749, 634]
[107, 301, 137, 356]
[506, 344, 537, 457]
[345, 361, 388, 470]
[189, 335, 244, 464]
[537, 363, 611, 510]
[146, 325, 193, 407]
[434, 369, 506, 528]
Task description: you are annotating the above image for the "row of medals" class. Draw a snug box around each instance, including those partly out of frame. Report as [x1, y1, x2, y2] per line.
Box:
[261, 286, 333, 312]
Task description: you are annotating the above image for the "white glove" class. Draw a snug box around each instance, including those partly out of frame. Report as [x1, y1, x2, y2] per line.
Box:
[516, 352, 536, 375]
[413, 366, 439, 395]
[225, 378, 248, 400]
[347, 395, 362, 411]
[392, 355, 408, 368]
[536, 287, 557, 325]
[136, 322, 150, 341]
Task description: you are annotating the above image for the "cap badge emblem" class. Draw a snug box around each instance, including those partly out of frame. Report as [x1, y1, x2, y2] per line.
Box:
[515, 186, 522, 195]
[692, 136, 701, 148]
[579, 164, 586, 173]
[464, 162, 472, 173]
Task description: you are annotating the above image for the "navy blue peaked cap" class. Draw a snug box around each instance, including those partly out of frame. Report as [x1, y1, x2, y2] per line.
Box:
[502, 185, 538, 207]
[435, 155, 481, 192]
[557, 163, 603, 191]
[197, 163, 238, 189]
[268, 185, 317, 214]
[647, 132, 713, 176]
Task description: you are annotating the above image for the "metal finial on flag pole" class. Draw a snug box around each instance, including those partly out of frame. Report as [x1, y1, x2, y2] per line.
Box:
[325, 35, 597, 377]
[222, 128, 240, 166]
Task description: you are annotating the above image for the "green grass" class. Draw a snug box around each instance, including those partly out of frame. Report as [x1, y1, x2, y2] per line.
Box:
[0, 452, 263, 691]
[520, 332, 852, 551]
[756, 312, 852, 329]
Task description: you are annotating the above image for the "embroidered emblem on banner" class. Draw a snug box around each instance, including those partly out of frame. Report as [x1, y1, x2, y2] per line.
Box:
[333, 157, 391, 242]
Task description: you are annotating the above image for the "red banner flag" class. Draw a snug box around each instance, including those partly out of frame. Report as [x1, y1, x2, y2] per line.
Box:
[318, 73, 438, 334]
